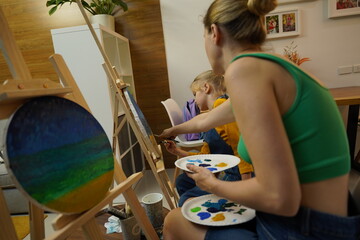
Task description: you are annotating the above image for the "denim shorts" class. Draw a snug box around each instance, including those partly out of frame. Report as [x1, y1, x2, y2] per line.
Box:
[205, 207, 360, 240]
[176, 173, 209, 207]
[176, 166, 241, 207]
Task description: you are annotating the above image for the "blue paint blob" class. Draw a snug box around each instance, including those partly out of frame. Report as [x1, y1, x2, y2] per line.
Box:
[187, 159, 202, 164]
[197, 212, 211, 220]
[207, 167, 217, 172]
[202, 199, 230, 213]
[207, 207, 220, 213]
[199, 163, 211, 167]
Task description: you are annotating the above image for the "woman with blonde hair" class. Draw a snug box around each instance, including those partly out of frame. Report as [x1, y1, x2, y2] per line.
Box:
[160, 0, 360, 239]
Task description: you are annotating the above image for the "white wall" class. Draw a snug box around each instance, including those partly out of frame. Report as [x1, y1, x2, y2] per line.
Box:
[160, 0, 360, 106]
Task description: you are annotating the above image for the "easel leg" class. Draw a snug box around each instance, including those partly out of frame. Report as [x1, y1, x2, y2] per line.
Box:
[123, 189, 159, 240]
[29, 202, 45, 240]
[82, 218, 104, 240]
[173, 167, 180, 189]
[114, 162, 159, 240]
[153, 158, 177, 209]
[172, 167, 182, 202]
[158, 169, 179, 206]
[0, 188, 18, 240]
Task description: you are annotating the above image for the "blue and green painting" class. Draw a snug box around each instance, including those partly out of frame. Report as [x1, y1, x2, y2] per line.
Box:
[5, 96, 114, 214]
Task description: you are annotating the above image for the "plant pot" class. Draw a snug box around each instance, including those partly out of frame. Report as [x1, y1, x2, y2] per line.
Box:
[141, 193, 164, 229]
[119, 215, 141, 240]
[90, 14, 115, 31]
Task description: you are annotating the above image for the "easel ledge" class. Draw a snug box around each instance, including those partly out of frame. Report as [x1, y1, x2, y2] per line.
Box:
[0, 6, 73, 118]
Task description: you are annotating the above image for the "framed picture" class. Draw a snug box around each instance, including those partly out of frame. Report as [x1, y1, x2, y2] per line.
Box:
[265, 9, 300, 39]
[328, 0, 360, 18]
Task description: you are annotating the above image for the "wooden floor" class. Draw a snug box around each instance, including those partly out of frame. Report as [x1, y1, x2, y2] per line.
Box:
[66, 209, 124, 240]
[23, 170, 175, 240]
[65, 205, 168, 240]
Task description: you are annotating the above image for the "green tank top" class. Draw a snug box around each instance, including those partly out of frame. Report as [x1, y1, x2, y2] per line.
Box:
[234, 53, 350, 183]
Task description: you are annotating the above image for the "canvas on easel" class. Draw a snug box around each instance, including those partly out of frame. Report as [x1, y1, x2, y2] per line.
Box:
[0, 7, 159, 240]
[73, 0, 179, 208]
[123, 89, 159, 155]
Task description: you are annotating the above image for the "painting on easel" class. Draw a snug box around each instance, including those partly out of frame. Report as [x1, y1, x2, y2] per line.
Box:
[4, 96, 114, 214]
[124, 88, 160, 156]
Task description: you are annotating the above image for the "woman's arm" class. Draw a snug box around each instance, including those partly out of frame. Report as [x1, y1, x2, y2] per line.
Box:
[187, 58, 301, 216]
[159, 99, 235, 139]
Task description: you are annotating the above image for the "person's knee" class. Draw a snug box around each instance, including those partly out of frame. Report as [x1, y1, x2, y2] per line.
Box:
[163, 208, 182, 239]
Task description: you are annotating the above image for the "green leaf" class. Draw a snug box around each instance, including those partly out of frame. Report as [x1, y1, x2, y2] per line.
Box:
[46, 0, 128, 15]
[48, 6, 58, 15]
[46, 1, 55, 7]
[81, 0, 92, 8]
[112, 0, 128, 11]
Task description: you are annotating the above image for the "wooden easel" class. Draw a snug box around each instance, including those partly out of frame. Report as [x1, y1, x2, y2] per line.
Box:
[74, 0, 178, 208]
[0, 7, 158, 240]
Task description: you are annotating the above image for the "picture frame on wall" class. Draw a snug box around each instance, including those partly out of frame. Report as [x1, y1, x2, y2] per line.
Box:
[265, 9, 300, 39]
[328, 0, 360, 18]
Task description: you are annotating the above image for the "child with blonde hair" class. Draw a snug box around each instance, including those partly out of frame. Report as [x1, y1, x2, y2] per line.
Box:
[164, 70, 253, 207]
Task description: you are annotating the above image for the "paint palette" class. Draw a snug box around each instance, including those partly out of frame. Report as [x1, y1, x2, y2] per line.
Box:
[175, 154, 240, 174]
[181, 194, 255, 226]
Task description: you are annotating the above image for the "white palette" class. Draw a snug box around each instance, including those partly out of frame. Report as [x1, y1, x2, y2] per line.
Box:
[175, 154, 240, 174]
[181, 194, 255, 226]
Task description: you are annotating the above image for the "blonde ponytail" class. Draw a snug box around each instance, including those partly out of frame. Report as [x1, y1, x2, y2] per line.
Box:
[247, 0, 278, 16]
[203, 0, 277, 45]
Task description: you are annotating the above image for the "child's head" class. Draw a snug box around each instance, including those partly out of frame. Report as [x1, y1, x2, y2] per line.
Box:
[190, 70, 225, 111]
[203, 0, 277, 46]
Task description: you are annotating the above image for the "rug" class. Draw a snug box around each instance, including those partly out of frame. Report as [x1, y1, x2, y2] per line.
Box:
[11, 214, 47, 240]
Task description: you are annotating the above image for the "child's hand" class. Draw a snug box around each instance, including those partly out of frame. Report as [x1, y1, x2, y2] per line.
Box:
[163, 140, 178, 155]
[185, 164, 218, 192]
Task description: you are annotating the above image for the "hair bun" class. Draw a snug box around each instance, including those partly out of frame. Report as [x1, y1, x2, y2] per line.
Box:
[247, 0, 278, 16]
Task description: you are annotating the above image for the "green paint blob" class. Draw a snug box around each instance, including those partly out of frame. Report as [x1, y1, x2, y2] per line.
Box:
[190, 207, 201, 212]
[236, 208, 247, 215]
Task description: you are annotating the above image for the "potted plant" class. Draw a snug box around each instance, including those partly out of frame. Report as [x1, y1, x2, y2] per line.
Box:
[283, 41, 310, 66]
[46, 0, 128, 30]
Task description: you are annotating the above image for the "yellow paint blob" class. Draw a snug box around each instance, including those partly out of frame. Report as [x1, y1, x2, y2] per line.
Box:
[212, 213, 225, 222]
[215, 162, 228, 167]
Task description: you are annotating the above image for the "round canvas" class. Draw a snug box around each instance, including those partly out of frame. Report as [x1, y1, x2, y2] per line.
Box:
[175, 154, 240, 174]
[3, 96, 114, 214]
[181, 194, 256, 226]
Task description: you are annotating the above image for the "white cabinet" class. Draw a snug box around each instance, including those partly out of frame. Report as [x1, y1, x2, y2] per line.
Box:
[51, 24, 144, 175]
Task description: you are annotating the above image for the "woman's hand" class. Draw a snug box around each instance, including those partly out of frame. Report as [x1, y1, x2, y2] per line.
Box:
[186, 164, 219, 192]
[157, 127, 176, 140]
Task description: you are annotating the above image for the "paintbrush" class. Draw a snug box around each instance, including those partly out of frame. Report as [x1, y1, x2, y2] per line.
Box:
[160, 139, 179, 144]
[106, 207, 127, 219]
[153, 134, 179, 144]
